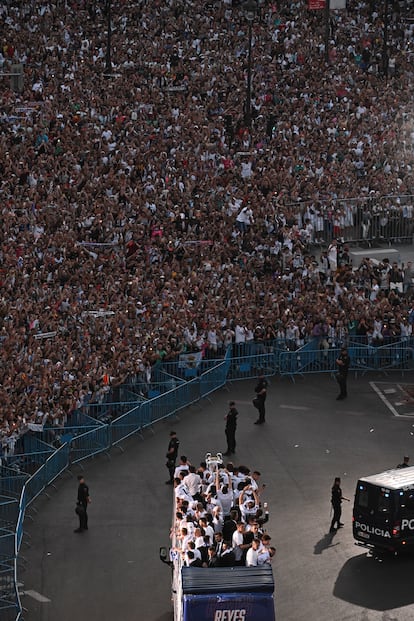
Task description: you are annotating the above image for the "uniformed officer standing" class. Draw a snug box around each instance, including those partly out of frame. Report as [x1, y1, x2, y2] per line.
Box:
[165, 431, 180, 484]
[335, 347, 350, 400]
[253, 375, 268, 425]
[74, 475, 90, 533]
[223, 401, 238, 455]
[330, 477, 349, 532]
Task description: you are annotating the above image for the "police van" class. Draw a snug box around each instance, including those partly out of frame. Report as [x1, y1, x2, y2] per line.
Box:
[353, 466, 414, 552]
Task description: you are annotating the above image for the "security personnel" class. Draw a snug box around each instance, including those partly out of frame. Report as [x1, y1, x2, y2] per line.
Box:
[396, 455, 410, 469]
[336, 347, 350, 400]
[74, 475, 90, 533]
[165, 431, 180, 484]
[253, 375, 268, 424]
[223, 401, 238, 455]
[330, 477, 349, 532]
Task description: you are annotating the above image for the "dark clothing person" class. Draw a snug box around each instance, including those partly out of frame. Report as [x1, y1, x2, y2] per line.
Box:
[336, 348, 350, 400]
[218, 547, 236, 567]
[165, 431, 180, 484]
[397, 456, 410, 469]
[75, 475, 90, 533]
[222, 515, 238, 542]
[253, 376, 268, 424]
[330, 477, 348, 532]
[224, 402, 238, 455]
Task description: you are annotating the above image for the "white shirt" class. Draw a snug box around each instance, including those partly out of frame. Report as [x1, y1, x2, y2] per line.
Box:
[183, 472, 201, 496]
[232, 530, 244, 562]
[246, 546, 259, 567]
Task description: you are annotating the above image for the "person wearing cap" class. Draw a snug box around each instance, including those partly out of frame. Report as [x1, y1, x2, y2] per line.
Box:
[223, 401, 238, 455]
[165, 431, 180, 485]
[335, 347, 350, 401]
[397, 456, 410, 469]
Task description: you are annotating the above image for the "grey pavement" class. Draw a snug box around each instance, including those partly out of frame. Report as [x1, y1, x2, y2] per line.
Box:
[19, 371, 414, 621]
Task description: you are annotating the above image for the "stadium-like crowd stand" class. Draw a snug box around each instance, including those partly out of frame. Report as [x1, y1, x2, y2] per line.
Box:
[0, 0, 413, 450]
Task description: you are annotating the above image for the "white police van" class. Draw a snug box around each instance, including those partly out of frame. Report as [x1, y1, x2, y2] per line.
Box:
[353, 466, 414, 552]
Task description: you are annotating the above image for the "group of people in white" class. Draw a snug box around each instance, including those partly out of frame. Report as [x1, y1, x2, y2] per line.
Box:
[172, 455, 275, 568]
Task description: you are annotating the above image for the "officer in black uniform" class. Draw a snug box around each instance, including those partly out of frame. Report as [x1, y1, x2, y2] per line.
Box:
[253, 375, 268, 424]
[74, 475, 90, 533]
[396, 455, 410, 469]
[165, 431, 180, 484]
[335, 347, 350, 400]
[330, 476, 349, 532]
[223, 401, 238, 455]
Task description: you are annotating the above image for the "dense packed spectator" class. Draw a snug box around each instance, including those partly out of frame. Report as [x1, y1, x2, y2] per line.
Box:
[0, 0, 414, 446]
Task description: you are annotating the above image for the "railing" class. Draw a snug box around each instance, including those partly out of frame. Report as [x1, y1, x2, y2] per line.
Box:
[278, 194, 414, 247]
[3, 337, 414, 619]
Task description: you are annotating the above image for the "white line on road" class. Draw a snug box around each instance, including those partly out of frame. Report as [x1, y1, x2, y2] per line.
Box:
[370, 382, 408, 418]
[279, 405, 310, 411]
[22, 589, 51, 603]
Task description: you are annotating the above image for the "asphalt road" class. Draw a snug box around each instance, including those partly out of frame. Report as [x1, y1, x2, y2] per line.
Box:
[20, 371, 414, 621]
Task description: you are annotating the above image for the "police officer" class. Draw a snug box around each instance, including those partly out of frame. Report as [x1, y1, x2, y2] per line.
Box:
[223, 401, 238, 455]
[396, 455, 410, 469]
[335, 347, 350, 400]
[253, 375, 268, 425]
[330, 477, 349, 532]
[74, 475, 90, 533]
[165, 431, 180, 484]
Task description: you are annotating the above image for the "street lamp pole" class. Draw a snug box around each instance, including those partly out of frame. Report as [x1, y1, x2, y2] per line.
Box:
[245, 20, 253, 128]
[382, 0, 389, 80]
[324, 0, 331, 64]
[243, 0, 257, 128]
[105, 0, 112, 75]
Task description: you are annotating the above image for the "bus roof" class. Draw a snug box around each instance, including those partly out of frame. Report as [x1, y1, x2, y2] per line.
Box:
[359, 466, 414, 490]
[181, 566, 275, 595]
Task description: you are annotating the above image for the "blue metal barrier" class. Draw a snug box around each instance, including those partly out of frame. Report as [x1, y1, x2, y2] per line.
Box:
[279, 342, 414, 377]
[0, 558, 20, 621]
[199, 360, 228, 399]
[9, 338, 414, 620]
[15, 489, 26, 557]
[110, 404, 145, 446]
[69, 426, 111, 464]
[5, 450, 55, 476]
[0, 498, 19, 532]
[0, 468, 29, 500]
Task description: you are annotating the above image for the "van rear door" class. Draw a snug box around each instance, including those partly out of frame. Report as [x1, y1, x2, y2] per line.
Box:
[353, 481, 395, 549]
[399, 489, 414, 544]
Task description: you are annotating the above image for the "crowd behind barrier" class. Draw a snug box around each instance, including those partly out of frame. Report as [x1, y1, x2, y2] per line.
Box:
[1, 0, 414, 617]
[1, 0, 414, 452]
[1, 337, 414, 619]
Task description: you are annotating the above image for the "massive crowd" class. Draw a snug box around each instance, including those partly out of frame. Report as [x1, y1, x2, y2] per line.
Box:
[0, 0, 414, 449]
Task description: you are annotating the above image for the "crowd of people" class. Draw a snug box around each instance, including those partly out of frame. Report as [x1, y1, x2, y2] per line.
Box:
[172, 455, 275, 568]
[1, 0, 414, 449]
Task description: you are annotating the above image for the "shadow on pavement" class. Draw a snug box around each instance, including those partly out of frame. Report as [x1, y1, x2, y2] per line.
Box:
[313, 531, 339, 555]
[334, 550, 414, 610]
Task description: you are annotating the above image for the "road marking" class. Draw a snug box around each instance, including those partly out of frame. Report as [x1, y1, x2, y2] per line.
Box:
[22, 590, 51, 603]
[370, 382, 412, 418]
[279, 405, 309, 411]
[383, 388, 396, 394]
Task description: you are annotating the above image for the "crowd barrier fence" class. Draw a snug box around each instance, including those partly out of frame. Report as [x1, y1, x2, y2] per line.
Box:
[4, 337, 414, 619]
[280, 193, 414, 247]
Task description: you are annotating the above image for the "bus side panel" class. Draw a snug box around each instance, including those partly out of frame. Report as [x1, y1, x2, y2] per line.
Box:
[183, 592, 276, 621]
